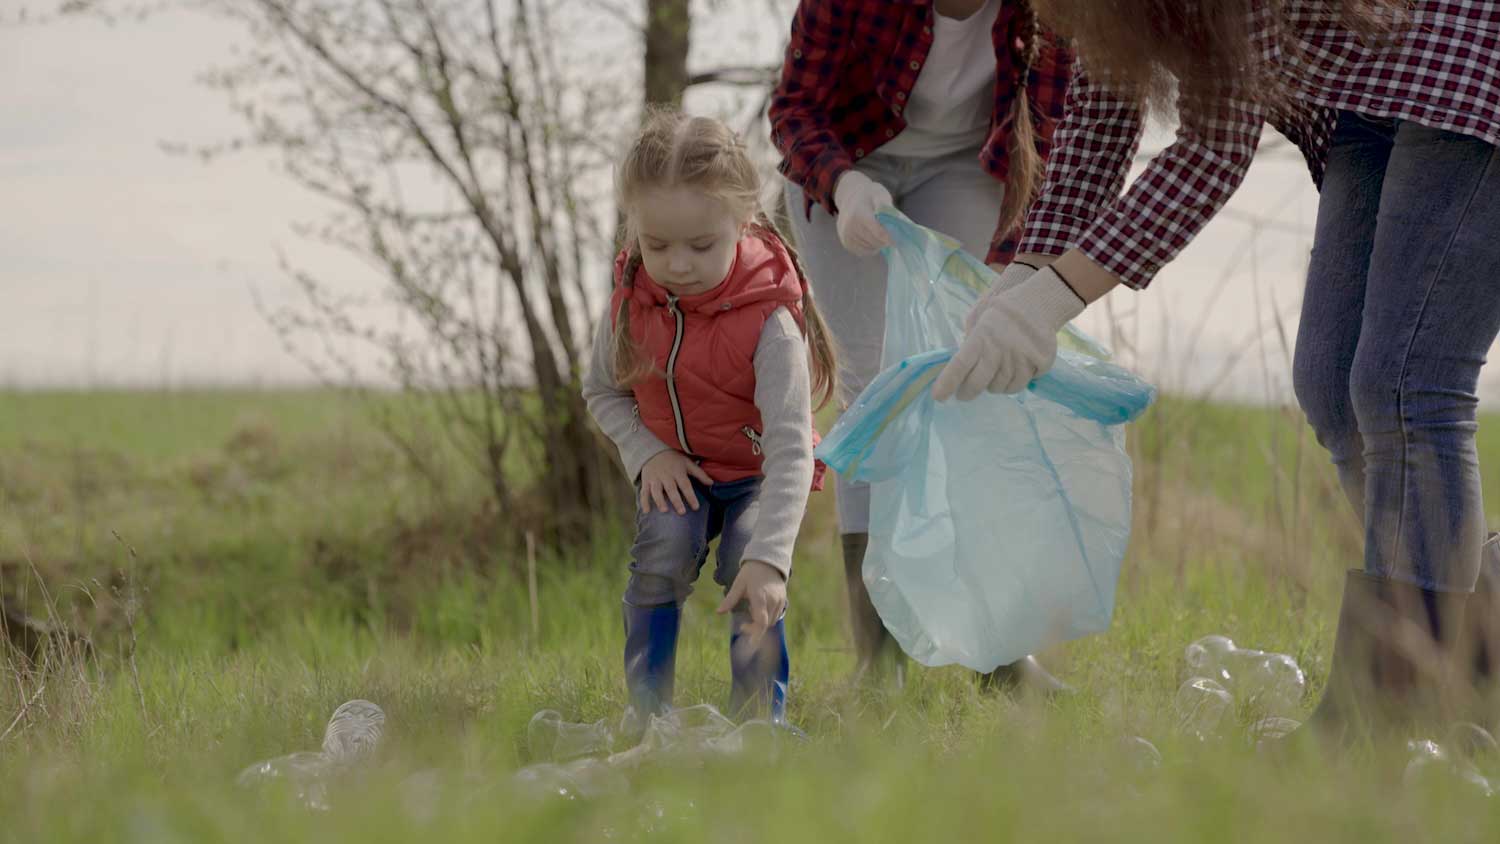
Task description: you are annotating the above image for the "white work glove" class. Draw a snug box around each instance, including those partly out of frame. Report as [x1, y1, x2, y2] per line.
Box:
[932, 267, 1086, 401]
[832, 170, 894, 257]
[965, 260, 1042, 332]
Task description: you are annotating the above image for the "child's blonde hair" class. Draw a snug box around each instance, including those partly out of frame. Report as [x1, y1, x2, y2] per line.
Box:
[613, 108, 838, 411]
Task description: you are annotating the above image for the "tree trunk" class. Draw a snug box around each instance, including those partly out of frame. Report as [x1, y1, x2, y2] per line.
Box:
[545, 389, 628, 542]
[643, 0, 691, 108]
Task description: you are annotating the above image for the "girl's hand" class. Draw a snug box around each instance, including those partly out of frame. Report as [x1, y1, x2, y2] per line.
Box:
[640, 450, 714, 515]
[717, 560, 788, 647]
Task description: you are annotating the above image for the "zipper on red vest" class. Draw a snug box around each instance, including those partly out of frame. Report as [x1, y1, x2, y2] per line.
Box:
[742, 426, 763, 457]
[664, 294, 692, 454]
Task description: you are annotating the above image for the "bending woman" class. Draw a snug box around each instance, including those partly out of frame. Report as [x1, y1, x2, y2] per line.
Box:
[769, 0, 1075, 690]
[936, 0, 1500, 736]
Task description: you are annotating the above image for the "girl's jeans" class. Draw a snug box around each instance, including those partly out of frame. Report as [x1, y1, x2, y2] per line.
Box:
[623, 477, 764, 607]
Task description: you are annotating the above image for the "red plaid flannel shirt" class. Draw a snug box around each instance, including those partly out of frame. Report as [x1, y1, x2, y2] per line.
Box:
[769, 0, 1075, 265]
[1019, 0, 1500, 289]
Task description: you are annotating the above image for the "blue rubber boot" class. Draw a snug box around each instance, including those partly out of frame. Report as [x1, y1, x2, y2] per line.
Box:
[729, 615, 805, 737]
[622, 602, 681, 733]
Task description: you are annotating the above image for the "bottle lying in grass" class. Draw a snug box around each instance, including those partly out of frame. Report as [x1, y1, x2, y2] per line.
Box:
[1183, 635, 1307, 717]
[236, 699, 386, 810]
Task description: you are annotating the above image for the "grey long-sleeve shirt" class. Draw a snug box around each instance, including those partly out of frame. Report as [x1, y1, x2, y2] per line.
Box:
[582, 306, 814, 578]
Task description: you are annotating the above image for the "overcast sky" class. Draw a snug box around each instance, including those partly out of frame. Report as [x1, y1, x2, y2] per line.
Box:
[4, 2, 1498, 404]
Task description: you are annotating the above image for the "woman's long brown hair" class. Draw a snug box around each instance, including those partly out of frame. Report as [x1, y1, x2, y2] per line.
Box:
[1030, 0, 1408, 111]
[997, 1, 1045, 238]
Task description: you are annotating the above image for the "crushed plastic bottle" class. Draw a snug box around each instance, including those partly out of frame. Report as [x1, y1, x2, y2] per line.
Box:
[560, 758, 629, 799]
[706, 719, 781, 760]
[398, 769, 444, 824]
[1405, 738, 1448, 771]
[1232, 652, 1306, 715]
[1119, 736, 1163, 773]
[1448, 722, 1500, 760]
[512, 757, 630, 802]
[527, 709, 615, 762]
[322, 699, 386, 763]
[235, 751, 335, 810]
[1174, 677, 1234, 741]
[512, 762, 580, 802]
[605, 704, 740, 770]
[641, 705, 737, 756]
[236, 699, 387, 810]
[615, 705, 728, 756]
[1183, 635, 1237, 684]
[1403, 739, 1494, 797]
[633, 796, 701, 837]
[1182, 636, 1306, 715]
[1247, 716, 1301, 747]
[603, 704, 768, 773]
[662, 704, 735, 737]
[514, 703, 785, 804]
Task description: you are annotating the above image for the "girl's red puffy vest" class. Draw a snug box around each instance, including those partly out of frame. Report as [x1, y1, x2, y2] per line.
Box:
[610, 233, 825, 489]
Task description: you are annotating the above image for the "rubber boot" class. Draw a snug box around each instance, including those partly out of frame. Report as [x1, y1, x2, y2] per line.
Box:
[1466, 534, 1500, 688]
[729, 614, 805, 737]
[1457, 534, 1500, 730]
[842, 532, 904, 686]
[978, 655, 1075, 698]
[622, 602, 681, 736]
[1299, 570, 1469, 745]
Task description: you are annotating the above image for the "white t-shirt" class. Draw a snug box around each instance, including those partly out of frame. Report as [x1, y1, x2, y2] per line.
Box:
[880, 0, 1000, 159]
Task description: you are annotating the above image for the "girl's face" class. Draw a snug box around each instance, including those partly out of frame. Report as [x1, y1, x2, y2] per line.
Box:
[633, 187, 746, 296]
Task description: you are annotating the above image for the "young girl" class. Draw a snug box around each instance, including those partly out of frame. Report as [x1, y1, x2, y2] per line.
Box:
[936, 0, 1500, 738]
[583, 110, 837, 730]
[769, 0, 1074, 693]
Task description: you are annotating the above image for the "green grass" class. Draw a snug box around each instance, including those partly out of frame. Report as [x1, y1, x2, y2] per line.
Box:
[3, 389, 1500, 842]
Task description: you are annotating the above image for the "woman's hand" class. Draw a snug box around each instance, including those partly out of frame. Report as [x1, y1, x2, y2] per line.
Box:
[832, 170, 895, 257]
[967, 261, 1042, 331]
[933, 267, 1085, 400]
[639, 450, 714, 515]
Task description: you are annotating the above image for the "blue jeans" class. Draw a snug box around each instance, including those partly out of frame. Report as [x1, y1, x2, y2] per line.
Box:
[623, 477, 763, 607]
[1293, 111, 1500, 592]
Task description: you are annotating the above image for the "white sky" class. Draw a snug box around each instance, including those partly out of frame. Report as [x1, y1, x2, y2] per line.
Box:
[4, 2, 1499, 404]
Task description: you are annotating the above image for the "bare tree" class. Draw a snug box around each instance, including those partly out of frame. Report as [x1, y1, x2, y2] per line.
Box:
[644, 0, 691, 107]
[641, 0, 787, 105]
[16, 0, 796, 549]
[133, 0, 634, 546]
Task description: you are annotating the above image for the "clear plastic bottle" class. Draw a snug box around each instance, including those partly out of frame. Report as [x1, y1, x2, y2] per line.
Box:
[236, 699, 386, 811]
[322, 699, 386, 763]
[526, 709, 614, 762]
[1174, 677, 1233, 740]
[1119, 736, 1163, 772]
[1183, 635, 1306, 715]
[1403, 738, 1494, 797]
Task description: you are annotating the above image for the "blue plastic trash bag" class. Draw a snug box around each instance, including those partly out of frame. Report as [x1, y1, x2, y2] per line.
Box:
[815, 210, 1157, 673]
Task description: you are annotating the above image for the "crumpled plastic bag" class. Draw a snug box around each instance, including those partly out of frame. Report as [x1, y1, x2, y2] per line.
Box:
[815, 210, 1156, 673]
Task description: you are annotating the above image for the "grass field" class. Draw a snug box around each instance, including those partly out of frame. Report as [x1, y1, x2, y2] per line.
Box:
[4, 389, 1500, 842]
